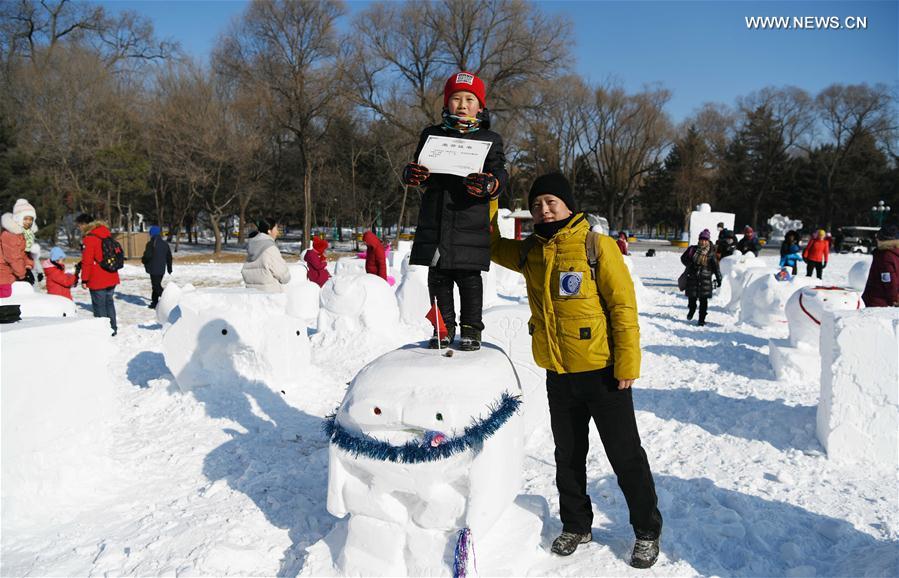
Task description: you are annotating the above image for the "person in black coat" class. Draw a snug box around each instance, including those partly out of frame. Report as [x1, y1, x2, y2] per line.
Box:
[736, 225, 762, 256]
[715, 227, 736, 261]
[402, 71, 508, 351]
[142, 225, 172, 309]
[681, 229, 722, 326]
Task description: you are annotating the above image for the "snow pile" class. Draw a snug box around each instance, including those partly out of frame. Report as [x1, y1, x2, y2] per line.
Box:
[1, 318, 116, 528]
[396, 258, 431, 327]
[286, 278, 321, 321]
[718, 253, 768, 311]
[739, 274, 814, 327]
[623, 254, 652, 309]
[848, 260, 871, 292]
[0, 280, 76, 318]
[306, 345, 545, 576]
[334, 256, 366, 276]
[769, 286, 863, 382]
[817, 308, 899, 470]
[162, 288, 311, 391]
[317, 273, 400, 342]
[493, 263, 527, 299]
[155, 281, 194, 327]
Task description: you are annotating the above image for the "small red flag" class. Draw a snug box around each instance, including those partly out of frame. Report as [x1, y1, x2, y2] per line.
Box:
[425, 300, 447, 339]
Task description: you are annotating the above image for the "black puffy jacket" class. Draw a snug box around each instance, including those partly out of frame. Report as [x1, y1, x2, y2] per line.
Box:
[681, 245, 721, 298]
[409, 125, 508, 271]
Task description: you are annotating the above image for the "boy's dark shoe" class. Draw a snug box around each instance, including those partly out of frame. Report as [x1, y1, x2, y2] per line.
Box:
[551, 531, 592, 556]
[697, 317, 706, 326]
[428, 326, 455, 349]
[630, 536, 660, 568]
[459, 325, 481, 351]
[687, 307, 695, 320]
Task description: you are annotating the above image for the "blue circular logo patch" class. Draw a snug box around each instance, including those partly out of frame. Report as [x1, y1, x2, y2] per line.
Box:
[561, 272, 582, 295]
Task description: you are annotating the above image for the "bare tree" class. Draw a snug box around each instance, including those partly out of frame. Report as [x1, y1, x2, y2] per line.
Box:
[812, 83, 897, 228]
[580, 81, 673, 229]
[215, 0, 346, 251]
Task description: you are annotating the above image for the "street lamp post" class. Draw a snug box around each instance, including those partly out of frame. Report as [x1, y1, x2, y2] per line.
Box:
[871, 200, 892, 227]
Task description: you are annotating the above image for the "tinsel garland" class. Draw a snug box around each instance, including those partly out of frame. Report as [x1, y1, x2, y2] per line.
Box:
[453, 527, 477, 578]
[323, 392, 522, 464]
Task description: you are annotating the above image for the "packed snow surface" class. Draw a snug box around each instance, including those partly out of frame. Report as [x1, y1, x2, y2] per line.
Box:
[1, 255, 897, 577]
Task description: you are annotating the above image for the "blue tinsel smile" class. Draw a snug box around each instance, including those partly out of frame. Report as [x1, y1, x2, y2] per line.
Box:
[323, 392, 522, 464]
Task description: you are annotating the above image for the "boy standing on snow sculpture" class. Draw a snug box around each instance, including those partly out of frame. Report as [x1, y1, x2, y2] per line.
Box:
[403, 71, 508, 351]
[489, 173, 663, 568]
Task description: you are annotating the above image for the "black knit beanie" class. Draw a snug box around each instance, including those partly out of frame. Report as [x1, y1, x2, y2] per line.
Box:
[528, 173, 577, 212]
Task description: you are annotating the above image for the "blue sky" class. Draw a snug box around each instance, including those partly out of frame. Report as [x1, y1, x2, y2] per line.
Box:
[98, 0, 897, 121]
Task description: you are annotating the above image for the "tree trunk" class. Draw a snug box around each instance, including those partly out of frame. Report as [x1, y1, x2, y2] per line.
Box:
[303, 156, 313, 251]
[395, 184, 408, 248]
[211, 214, 223, 255]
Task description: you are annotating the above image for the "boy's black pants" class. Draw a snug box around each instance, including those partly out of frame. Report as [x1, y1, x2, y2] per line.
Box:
[546, 366, 662, 539]
[150, 275, 164, 306]
[427, 268, 484, 331]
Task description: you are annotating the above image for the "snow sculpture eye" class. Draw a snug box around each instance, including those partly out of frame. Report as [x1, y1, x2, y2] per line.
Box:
[221, 328, 228, 335]
[436, 413, 443, 421]
[296, 330, 301, 336]
[374, 407, 382, 415]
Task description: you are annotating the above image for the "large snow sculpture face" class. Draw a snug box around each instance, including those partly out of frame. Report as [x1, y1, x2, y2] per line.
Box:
[739, 275, 815, 327]
[326, 345, 523, 537]
[785, 286, 863, 348]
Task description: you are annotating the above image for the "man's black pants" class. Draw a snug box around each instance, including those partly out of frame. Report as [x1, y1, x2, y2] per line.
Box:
[547, 366, 662, 538]
[150, 274, 164, 306]
[427, 268, 484, 331]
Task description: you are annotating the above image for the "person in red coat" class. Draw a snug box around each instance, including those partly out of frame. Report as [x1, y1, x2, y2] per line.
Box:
[616, 231, 630, 255]
[0, 212, 32, 286]
[305, 237, 331, 287]
[76, 213, 120, 335]
[862, 223, 899, 307]
[802, 229, 830, 280]
[363, 231, 388, 281]
[43, 246, 78, 300]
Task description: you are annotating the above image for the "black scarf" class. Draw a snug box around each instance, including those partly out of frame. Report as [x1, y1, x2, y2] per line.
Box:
[534, 214, 575, 239]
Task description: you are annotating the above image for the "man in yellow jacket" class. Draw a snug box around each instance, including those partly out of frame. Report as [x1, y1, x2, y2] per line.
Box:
[490, 173, 662, 568]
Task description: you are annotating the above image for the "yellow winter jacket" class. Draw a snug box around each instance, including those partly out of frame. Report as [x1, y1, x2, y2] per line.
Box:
[490, 207, 641, 380]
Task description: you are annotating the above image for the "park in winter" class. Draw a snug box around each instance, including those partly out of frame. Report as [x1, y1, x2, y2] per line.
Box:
[1, 0, 897, 577]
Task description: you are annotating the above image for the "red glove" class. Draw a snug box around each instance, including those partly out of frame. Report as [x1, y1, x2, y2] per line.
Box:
[464, 172, 499, 199]
[402, 163, 430, 186]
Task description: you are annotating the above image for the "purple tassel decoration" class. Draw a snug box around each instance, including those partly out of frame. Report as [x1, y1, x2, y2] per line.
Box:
[453, 527, 477, 578]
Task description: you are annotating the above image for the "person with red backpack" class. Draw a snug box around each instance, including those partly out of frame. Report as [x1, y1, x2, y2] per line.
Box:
[362, 231, 387, 281]
[76, 213, 121, 336]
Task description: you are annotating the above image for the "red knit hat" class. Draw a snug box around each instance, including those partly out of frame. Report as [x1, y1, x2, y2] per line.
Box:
[444, 71, 486, 108]
[312, 237, 328, 254]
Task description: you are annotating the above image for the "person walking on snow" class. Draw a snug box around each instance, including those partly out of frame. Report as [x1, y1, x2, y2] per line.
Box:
[862, 222, 899, 307]
[489, 173, 663, 568]
[681, 229, 722, 326]
[305, 236, 331, 287]
[142, 225, 172, 309]
[0, 212, 32, 286]
[43, 246, 78, 300]
[76, 213, 120, 336]
[403, 71, 508, 351]
[241, 218, 291, 292]
[803, 229, 829, 280]
[362, 231, 388, 281]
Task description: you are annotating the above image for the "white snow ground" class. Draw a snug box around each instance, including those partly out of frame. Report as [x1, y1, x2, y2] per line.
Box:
[2, 253, 897, 577]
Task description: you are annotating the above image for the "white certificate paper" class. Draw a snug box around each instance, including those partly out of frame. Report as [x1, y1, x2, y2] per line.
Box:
[417, 135, 493, 177]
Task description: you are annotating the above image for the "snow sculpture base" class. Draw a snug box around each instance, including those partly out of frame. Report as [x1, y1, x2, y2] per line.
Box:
[817, 309, 899, 470]
[162, 288, 310, 391]
[1, 318, 116, 529]
[318, 345, 534, 576]
[304, 494, 547, 577]
[0, 280, 76, 318]
[769, 339, 820, 383]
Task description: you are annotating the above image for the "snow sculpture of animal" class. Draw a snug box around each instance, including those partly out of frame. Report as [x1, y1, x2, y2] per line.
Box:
[848, 260, 871, 292]
[785, 286, 863, 348]
[739, 274, 815, 327]
[317, 272, 400, 339]
[0, 281, 75, 318]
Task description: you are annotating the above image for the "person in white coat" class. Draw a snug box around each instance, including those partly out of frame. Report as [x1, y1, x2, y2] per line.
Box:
[241, 218, 291, 292]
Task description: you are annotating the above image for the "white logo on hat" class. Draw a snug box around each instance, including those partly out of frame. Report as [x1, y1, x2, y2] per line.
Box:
[455, 72, 474, 85]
